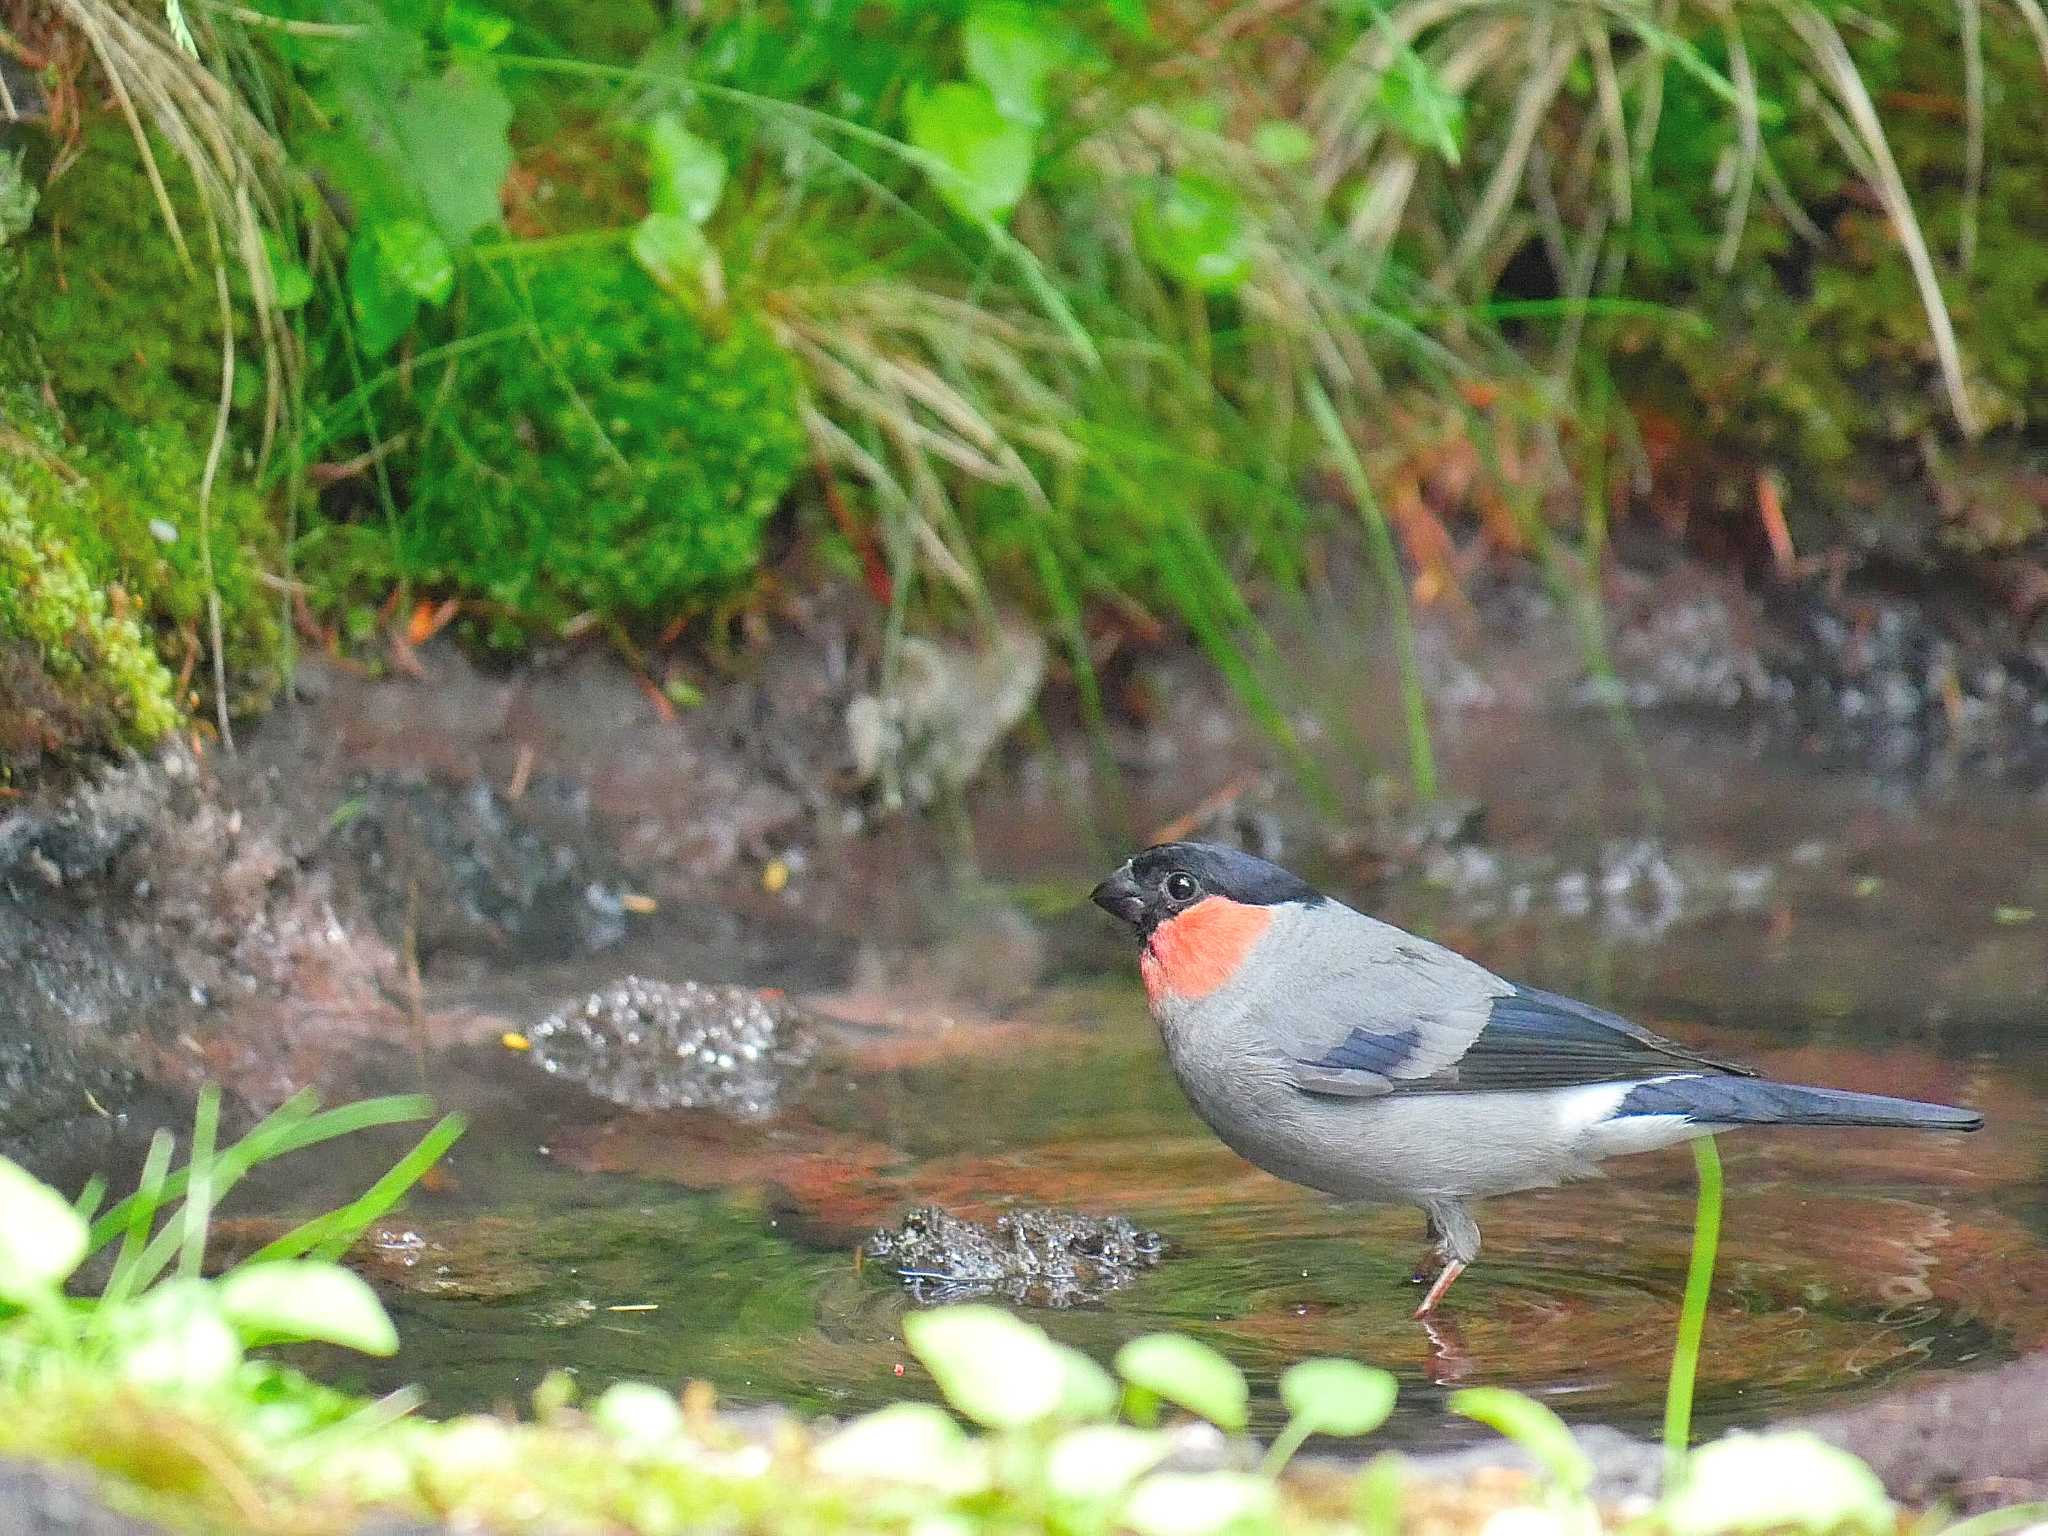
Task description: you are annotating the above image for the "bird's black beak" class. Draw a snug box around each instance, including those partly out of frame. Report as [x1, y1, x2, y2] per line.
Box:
[1091, 866, 1147, 927]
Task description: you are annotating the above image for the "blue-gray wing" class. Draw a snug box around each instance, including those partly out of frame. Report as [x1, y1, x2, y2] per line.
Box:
[1264, 904, 1750, 1098]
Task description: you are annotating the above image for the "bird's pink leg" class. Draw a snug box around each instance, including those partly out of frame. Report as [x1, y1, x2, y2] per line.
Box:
[1413, 1259, 1466, 1318]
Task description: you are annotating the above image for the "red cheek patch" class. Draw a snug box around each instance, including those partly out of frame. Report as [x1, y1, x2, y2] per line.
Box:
[1142, 896, 1272, 1005]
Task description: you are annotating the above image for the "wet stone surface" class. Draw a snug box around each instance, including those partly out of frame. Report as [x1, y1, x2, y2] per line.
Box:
[335, 773, 634, 963]
[528, 977, 817, 1117]
[866, 1205, 1167, 1307]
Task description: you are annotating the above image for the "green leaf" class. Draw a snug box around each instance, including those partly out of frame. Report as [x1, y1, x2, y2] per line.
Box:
[1114, 1334, 1247, 1431]
[0, 1157, 88, 1298]
[1377, 51, 1464, 164]
[217, 1261, 399, 1355]
[1047, 1426, 1172, 1502]
[1354, 1452, 1406, 1536]
[591, 1381, 684, 1447]
[373, 218, 455, 305]
[1278, 1358, 1397, 1437]
[1135, 175, 1254, 294]
[1661, 1433, 1893, 1536]
[1055, 1342, 1120, 1420]
[1123, 1471, 1274, 1536]
[905, 81, 1035, 224]
[440, 0, 512, 51]
[1252, 120, 1314, 167]
[347, 229, 422, 357]
[630, 212, 712, 294]
[963, 3, 1072, 126]
[109, 1279, 243, 1391]
[904, 1305, 1071, 1428]
[1449, 1388, 1591, 1493]
[264, 234, 315, 310]
[391, 63, 513, 247]
[645, 113, 726, 225]
[813, 1404, 992, 1494]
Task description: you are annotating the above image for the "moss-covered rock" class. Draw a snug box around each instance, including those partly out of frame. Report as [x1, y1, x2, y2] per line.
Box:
[1622, 0, 2048, 561]
[389, 251, 805, 635]
[46, 421, 286, 712]
[12, 121, 228, 436]
[0, 420, 180, 772]
[0, 129, 287, 764]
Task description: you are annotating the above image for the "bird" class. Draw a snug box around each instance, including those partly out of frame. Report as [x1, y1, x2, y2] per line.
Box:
[1090, 840, 1985, 1317]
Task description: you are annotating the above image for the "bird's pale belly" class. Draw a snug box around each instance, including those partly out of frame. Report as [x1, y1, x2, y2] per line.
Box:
[1166, 1048, 1608, 1204]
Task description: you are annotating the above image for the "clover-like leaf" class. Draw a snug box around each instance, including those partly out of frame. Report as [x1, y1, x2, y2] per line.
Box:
[1449, 1388, 1591, 1494]
[0, 1157, 88, 1299]
[814, 1404, 992, 1494]
[904, 1305, 1070, 1428]
[1114, 1334, 1247, 1432]
[631, 212, 712, 294]
[906, 82, 1035, 224]
[591, 1381, 684, 1447]
[645, 113, 726, 225]
[1661, 1433, 1893, 1536]
[1135, 174, 1254, 294]
[372, 218, 455, 305]
[1124, 1471, 1274, 1536]
[1279, 1358, 1397, 1437]
[218, 1261, 399, 1355]
[1047, 1425, 1172, 1503]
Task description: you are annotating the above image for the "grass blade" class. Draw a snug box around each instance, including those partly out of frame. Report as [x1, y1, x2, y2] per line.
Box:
[88, 1093, 437, 1255]
[1664, 1134, 1723, 1471]
[102, 1128, 175, 1308]
[178, 1084, 221, 1279]
[244, 1113, 467, 1265]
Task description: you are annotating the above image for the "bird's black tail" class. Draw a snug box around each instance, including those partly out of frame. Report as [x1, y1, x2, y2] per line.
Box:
[1618, 1076, 1983, 1131]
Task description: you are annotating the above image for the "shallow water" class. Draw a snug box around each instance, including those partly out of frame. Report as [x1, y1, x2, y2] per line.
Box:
[263, 708, 2048, 1445]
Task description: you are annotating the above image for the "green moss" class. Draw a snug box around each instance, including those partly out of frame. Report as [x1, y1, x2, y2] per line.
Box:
[50, 422, 287, 712]
[1624, 0, 2048, 555]
[390, 251, 806, 633]
[0, 423, 180, 770]
[13, 122, 227, 437]
[1, 123, 287, 723]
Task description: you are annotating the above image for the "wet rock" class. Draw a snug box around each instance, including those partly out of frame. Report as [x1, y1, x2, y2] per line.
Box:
[847, 621, 1047, 812]
[0, 741, 392, 1168]
[334, 773, 632, 962]
[1797, 1352, 2048, 1514]
[865, 1205, 1166, 1307]
[529, 977, 817, 1117]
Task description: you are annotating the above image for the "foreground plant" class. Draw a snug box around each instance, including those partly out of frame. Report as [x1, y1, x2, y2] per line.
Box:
[0, 1091, 2022, 1535]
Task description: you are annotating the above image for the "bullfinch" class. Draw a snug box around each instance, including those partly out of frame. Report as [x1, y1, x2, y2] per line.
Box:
[1091, 841, 1984, 1316]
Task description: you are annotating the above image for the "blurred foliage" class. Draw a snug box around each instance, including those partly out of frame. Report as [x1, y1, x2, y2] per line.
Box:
[12, 122, 229, 436]
[387, 252, 806, 635]
[10, 0, 2048, 765]
[1618, 0, 2048, 561]
[0, 398, 180, 768]
[0, 137, 286, 773]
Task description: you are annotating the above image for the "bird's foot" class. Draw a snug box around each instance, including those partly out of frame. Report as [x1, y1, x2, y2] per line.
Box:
[1413, 1258, 1467, 1319]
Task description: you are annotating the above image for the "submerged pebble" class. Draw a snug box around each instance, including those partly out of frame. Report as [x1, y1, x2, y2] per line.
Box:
[529, 977, 816, 1118]
[866, 1205, 1166, 1307]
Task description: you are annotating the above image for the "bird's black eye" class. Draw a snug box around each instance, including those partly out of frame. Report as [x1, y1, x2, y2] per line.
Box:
[1162, 870, 1199, 904]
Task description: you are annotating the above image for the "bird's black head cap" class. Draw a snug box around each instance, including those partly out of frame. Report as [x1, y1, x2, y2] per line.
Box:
[1091, 841, 1323, 936]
